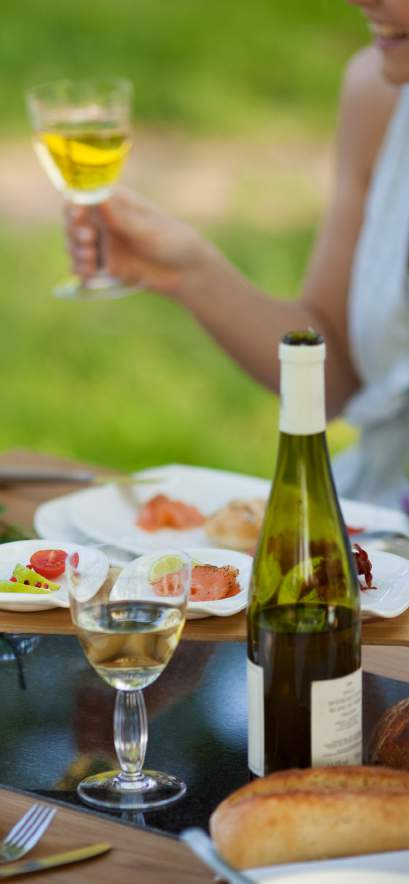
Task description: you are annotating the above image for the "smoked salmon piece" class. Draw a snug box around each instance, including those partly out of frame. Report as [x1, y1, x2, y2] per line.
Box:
[136, 494, 205, 531]
[151, 571, 184, 596]
[151, 562, 241, 601]
[190, 564, 241, 602]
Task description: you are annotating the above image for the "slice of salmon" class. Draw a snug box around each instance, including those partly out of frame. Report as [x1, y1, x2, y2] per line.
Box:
[151, 562, 241, 601]
[137, 494, 205, 532]
[151, 571, 184, 596]
[190, 564, 241, 602]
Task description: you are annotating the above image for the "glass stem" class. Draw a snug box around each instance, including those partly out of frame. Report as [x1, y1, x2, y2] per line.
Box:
[114, 690, 147, 784]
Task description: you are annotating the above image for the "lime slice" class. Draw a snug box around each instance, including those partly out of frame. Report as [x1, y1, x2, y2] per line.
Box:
[149, 554, 184, 583]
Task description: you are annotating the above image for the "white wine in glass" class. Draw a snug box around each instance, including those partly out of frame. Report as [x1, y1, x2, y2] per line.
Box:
[26, 77, 133, 300]
[67, 546, 192, 811]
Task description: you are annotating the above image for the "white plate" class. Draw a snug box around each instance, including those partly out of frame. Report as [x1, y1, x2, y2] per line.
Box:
[109, 547, 251, 620]
[359, 550, 409, 619]
[67, 464, 270, 554]
[246, 848, 409, 881]
[0, 540, 109, 612]
[186, 547, 251, 619]
[64, 463, 409, 556]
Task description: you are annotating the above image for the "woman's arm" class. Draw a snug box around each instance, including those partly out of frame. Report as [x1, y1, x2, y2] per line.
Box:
[66, 49, 397, 418]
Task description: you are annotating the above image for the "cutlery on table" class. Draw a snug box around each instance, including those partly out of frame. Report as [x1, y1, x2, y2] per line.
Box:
[0, 467, 162, 487]
[0, 804, 56, 864]
[0, 842, 111, 878]
[180, 828, 251, 884]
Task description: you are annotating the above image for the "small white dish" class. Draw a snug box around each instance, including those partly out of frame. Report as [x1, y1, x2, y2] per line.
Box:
[359, 550, 409, 619]
[0, 540, 109, 612]
[109, 547, 251, 620]
[186, 547, 251, 619]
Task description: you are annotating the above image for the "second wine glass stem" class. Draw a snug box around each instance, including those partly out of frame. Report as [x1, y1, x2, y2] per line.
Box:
[114, 689, 148, 783]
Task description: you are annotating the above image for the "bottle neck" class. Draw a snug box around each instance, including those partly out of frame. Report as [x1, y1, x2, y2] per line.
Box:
[279, 357, 326, 436]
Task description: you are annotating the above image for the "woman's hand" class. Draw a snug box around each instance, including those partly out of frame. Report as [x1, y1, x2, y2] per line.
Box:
[65, 188, 210, 298]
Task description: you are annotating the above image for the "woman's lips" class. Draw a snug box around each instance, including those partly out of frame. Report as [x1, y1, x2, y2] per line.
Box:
[370, 23, 409, 50]
[375, 34, 409, 50]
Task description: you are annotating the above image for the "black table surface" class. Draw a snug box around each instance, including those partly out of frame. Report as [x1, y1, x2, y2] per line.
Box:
[0, 633, 408, 836]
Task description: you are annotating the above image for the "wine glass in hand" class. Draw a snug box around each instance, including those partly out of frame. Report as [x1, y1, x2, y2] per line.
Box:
[26, 77, 133, 300]
[67, 546, 191, 811]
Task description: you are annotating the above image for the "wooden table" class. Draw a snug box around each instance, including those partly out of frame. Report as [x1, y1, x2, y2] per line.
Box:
[0, 449, 408, 677]
[0, 786, 212, 883]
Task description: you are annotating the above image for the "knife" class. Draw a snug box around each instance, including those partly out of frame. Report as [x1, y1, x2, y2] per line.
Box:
[0, 841, 111, 878]
[0, 467, 162, 486]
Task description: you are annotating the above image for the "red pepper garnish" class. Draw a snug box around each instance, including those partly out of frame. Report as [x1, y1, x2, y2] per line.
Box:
[352, 542, 375, 589]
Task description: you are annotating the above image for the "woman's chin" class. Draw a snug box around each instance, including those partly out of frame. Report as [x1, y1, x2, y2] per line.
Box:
[381, 60, 409, 84]
[378, 46, 409, 84]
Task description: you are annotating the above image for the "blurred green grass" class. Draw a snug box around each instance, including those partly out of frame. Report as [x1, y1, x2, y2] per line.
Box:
[2, 0, 367, 135]
[0, 221, 356, 477]
[0, 0, 363, 478]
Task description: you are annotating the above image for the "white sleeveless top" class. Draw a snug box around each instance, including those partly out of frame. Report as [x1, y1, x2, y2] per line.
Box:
[332, 85, 409, 509]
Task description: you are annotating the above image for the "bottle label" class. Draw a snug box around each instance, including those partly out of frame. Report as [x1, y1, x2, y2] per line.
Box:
[247, 658, 264, 776]
[280, 360, 326, 435]
[311, 667, 362, 766]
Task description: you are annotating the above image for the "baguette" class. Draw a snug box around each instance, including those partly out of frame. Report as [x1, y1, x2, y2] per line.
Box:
[210, 765, 409, 869]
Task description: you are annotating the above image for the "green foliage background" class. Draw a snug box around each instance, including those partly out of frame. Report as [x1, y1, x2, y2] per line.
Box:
[0, 0, 367, 476]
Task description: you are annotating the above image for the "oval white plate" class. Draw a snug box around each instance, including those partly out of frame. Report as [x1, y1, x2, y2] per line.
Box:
[64, 463, 409, 555]
[359, 550, 409, 619]
[67, 464, 270, 554]
[186, 547, 251, 619]
[0, 540, 109, 612]
[109, 547, 251, 620]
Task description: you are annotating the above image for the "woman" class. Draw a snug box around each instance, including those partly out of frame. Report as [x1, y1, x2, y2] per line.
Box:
[67, 0, 409, 509]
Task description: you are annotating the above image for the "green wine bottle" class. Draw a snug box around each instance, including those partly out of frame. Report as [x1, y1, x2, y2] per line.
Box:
[247, 330, 362, 776]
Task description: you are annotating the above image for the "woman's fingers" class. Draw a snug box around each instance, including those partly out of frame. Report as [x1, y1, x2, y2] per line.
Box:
[65, 205, 99, 275]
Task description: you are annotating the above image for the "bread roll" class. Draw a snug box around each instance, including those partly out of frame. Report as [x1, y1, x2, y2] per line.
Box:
[371, 698, 409, 770]
[210, 765, 409, 869]
[204, 499, 265, 552]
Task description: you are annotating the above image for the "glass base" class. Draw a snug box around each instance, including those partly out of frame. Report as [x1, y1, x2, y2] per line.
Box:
[77, 768, 186, 811]
[53, 274, 136, 301]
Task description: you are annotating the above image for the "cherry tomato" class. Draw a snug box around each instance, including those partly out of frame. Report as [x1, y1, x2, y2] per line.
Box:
[30, 549, 68, 579]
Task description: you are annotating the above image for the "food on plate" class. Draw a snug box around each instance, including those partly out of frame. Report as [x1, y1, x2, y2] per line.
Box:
[149, 553, 186, 596]
[190, 563, 240, 602]
[204, 498, 265, 552]
[352, 542, 375, 588]
[346, 524, 364, 535]
[0, 580, 51, 594]
[30, 548, 68, 579]
[136, 494, 205, 531]
[150, 558, 241, 602]
[0, 560, 62, 594]
[149, 554, 184, 583]
[151, 571, 184, 596]
[370, 698, 409, 771]
[0, 580, 55, 594]
[210, 765, 409, 868]
[13, 563, 59, 590]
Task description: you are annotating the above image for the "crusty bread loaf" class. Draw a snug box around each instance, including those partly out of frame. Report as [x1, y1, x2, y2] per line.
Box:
[204, 499, 265, 552]
[371, 698, 409, 770]
[210, 765, 409, 869]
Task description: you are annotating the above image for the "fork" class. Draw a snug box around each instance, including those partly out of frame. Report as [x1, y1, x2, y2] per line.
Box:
[0, 804, 56, 864]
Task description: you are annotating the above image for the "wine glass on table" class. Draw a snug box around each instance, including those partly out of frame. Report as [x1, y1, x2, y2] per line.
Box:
[67, 546, 191, 810]
[26, 77, 133, 300]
